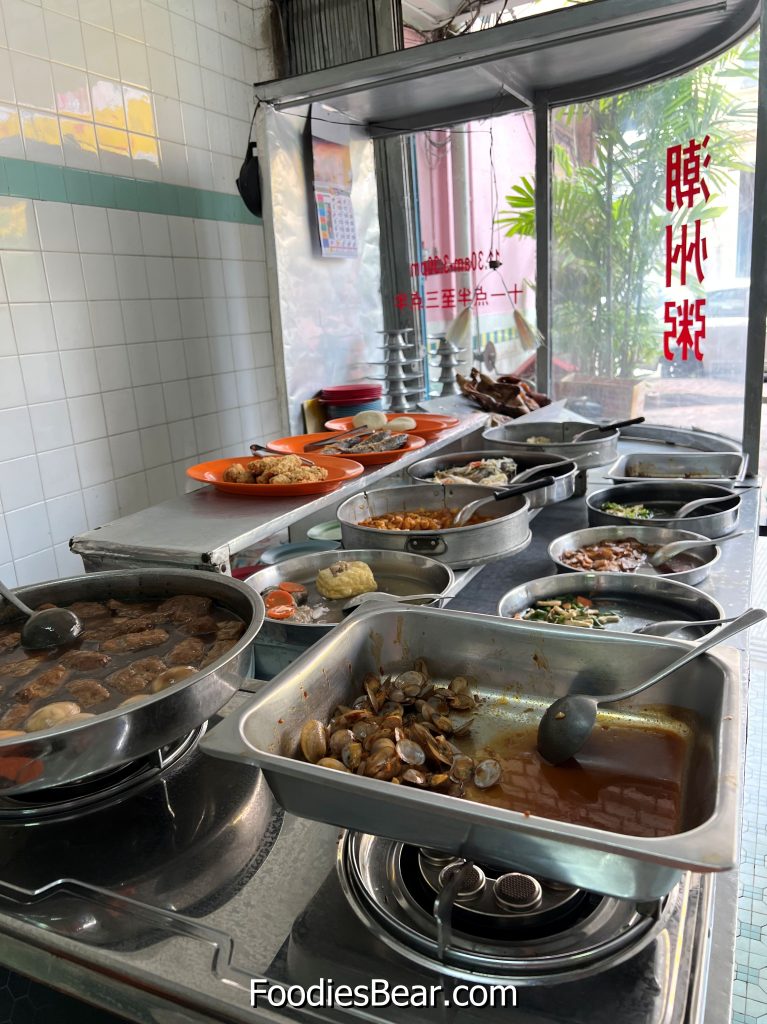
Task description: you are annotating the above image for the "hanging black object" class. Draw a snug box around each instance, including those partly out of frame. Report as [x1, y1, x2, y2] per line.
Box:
[236, 140, 262, 218]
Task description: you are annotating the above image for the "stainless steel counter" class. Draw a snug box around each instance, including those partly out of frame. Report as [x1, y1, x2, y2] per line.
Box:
[70, 404, 488, 573]
[0, 427, 755, 1024]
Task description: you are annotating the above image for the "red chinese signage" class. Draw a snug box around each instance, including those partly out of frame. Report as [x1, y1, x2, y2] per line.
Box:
[663, 135, 710, 363]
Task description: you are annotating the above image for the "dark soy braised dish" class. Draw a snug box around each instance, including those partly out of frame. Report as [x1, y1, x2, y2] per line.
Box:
[0, 594, 245, 736]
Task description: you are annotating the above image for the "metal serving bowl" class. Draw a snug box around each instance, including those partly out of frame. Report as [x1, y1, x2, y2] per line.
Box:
[587, 481, 741, 537]
[406, 450, 577, 508]
[497, 571, 725, 639]
[482, 420, 619, 470]
[547, 525, 720, 586]
[245, 549, 455, 642]
[0, 569, 265, 795]
[336, 483, 533, 569]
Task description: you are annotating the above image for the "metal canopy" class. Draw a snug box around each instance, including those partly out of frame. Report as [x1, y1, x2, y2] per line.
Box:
[256, 0, 759, 135]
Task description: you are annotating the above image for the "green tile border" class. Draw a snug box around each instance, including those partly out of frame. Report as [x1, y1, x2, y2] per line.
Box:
[0, 156, 261, 225]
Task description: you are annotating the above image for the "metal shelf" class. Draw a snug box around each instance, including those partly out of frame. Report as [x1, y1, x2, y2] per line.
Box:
[256, 0, 758, 135]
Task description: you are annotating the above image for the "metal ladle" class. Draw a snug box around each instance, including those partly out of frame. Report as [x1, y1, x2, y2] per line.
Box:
[633, 616, 737, 637]
[0, 578, 84, 650]
[647, 529, 747, 567]
[537, 607, 766, 765]
[673, 494, 733, 519]
[571, 416, 645, 442]
[342, 591, 444, 614]
[451, 475, 556, 527]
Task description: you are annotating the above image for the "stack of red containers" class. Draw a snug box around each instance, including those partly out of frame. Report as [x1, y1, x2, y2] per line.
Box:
[319, 384, 383, 420]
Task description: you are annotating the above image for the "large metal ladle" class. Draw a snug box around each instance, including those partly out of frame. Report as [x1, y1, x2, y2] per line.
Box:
[537, 607, 766, 765]
[0, 578, 83, 650]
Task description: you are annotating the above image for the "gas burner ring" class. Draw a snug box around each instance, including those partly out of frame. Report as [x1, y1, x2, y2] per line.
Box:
[338, 831, 681, 986]
[438, 861, 486, 899]
[493, 872, 543, 912]
[419, 847, 455, 867]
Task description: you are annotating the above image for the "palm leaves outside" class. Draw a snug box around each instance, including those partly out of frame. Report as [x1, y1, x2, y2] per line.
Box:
[496, 34, 758, 380]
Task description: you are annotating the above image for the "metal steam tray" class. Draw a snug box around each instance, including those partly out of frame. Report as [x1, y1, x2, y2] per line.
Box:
[200, 606, 740, 902]
[606, 452, 747, 486]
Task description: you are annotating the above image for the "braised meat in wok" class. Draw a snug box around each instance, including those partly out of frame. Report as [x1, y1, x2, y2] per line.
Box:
[0, 594, 245, 736]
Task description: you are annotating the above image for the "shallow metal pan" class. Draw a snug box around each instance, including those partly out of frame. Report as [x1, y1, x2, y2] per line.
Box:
[548, 524, 720, 586]
[200, 606, 740, 901]
[245, 549, 455, 643]
[336, 483, 533, 569]
[482, 420, 619, 470]
[587, 482, 741, 537]
[0, 569, 264, 794]
[497, 571, 725, 640]
[407, 450, 577, 508]
[605, 451, 747, 486]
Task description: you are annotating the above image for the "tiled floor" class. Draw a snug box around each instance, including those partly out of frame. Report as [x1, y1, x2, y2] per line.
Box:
[733, 538, 767, 1023]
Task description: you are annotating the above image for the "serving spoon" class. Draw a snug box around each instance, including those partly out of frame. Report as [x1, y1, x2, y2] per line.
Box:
[537, 607, 765, 765]
[0, 578, 83, 650]
[633, 616, 737, 637]
[342, 591, 444, 614]
[508, 460, 577, 486]
[571, 416, 645, 442]
[451, 475, 556, 527]
[673, 494, 734, 519]
[647, 529, 746, 567]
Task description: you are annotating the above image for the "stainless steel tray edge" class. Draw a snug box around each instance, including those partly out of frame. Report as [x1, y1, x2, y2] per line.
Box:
[200, 607, 741, 900]
[604, 451, 748, 485]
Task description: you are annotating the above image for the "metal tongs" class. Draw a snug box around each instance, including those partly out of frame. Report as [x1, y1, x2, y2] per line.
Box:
[249, 443, 315, 466]
[303, 427, 372, 451]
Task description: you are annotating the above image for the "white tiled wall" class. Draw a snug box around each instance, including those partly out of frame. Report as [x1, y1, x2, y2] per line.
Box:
[0, 0, 285, 588]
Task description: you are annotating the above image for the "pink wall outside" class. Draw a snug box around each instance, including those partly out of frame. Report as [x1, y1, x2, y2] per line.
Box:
[412, 111, 537, 329]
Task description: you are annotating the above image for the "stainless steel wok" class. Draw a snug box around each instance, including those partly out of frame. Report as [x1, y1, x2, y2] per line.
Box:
[406, 450, 577, 507]
[245, 548, 455, 644]
[336, 483, 533, 569]
[0, 569, 265, 794]
[548, 524, 720, 586]
[482, 420, 619, 470]
[200, 606, 740, 901]
[587, 481, 741, 537]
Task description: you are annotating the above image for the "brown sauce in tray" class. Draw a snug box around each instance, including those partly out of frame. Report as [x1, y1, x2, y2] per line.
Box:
[0, 595, 245, 734]
[459, 719, 687, 838]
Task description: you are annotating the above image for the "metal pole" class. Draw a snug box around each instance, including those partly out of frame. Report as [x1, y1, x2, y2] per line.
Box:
[451, 126, 475, 381]
[534, 97, 552, 395]
[743, 14, 767, 474]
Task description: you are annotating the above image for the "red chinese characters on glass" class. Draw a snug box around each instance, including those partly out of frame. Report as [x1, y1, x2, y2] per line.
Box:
[394, 284, 521, 312]
[663, 135, 711, 363]
[665, 220, 707, 287]
[665, 135, 711, 211]
[664, 298, 705, 362]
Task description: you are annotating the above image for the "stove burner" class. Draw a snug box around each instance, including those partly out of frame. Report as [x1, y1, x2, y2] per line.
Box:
[438, 862, 485, 898]
[0, 726, 205, 820]
[419, 847, 455, 867]
[494, 873, 542, 911]
[417, 846, 581, 927]
[339, 832, 678, 985]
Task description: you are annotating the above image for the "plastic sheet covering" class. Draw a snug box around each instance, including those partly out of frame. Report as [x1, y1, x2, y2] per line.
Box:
[260, 104, 383, 432]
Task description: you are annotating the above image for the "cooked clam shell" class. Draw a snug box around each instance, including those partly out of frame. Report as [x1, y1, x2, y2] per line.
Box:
[396, 739, 426, 766]
[474, 758, 502, 789]
[316, 757, 349, 772]
[300, 719, 327, 764]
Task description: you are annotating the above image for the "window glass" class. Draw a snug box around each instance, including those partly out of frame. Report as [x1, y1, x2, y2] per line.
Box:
[556, 35, 756, 437]
[496, 33, 758, 441]
[411, 110, 538, 386]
